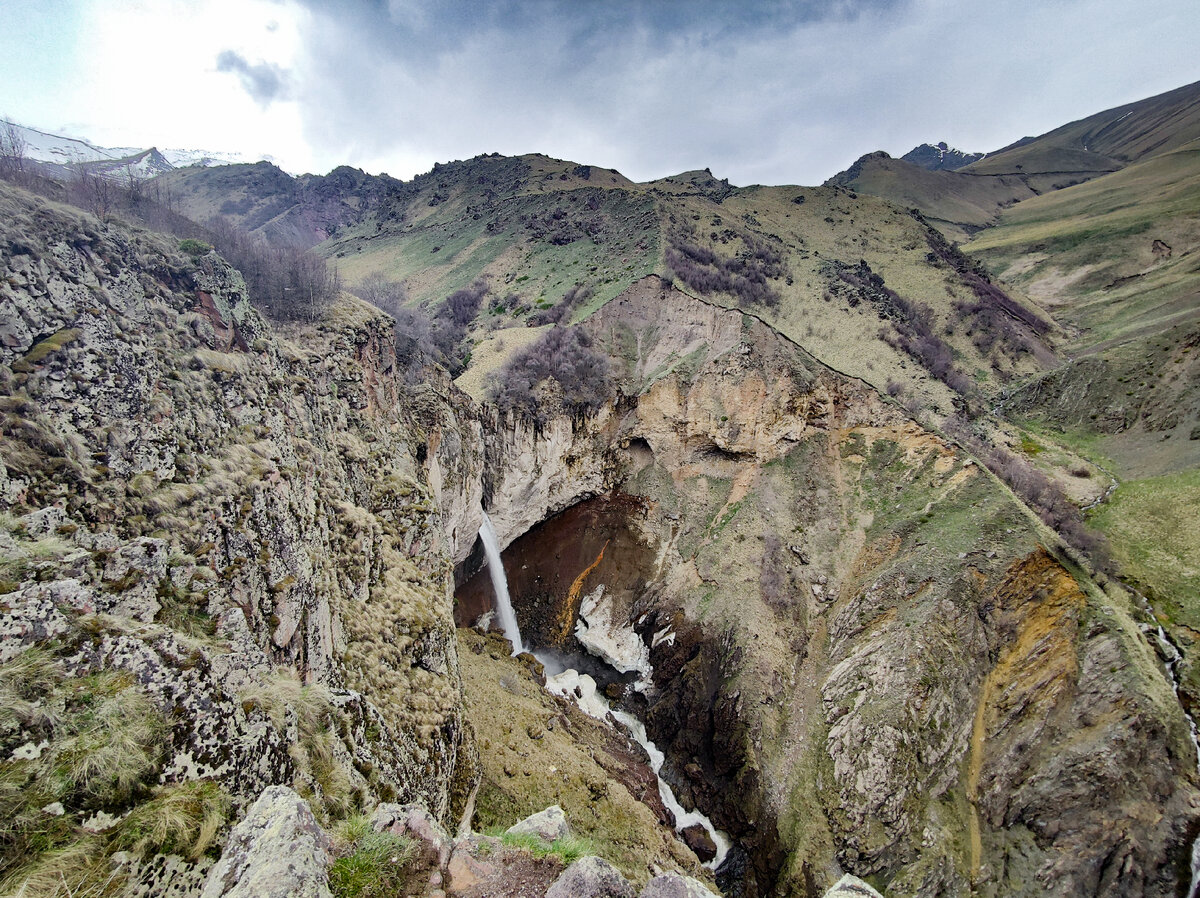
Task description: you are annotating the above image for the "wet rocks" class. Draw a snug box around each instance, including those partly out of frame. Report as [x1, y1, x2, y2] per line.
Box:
[680, 824, 717, 863]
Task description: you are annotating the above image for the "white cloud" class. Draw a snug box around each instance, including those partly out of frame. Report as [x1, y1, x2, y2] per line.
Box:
[1, 0, 1197, 183]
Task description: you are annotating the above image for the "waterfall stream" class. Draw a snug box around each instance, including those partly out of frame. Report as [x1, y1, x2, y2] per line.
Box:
[1133, 596, 1200, 898]
[475, 513, 731, 871]
[479, 511, 524, 656]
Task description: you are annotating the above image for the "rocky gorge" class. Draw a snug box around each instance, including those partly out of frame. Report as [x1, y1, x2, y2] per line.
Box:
[0, 138, 1198, 898]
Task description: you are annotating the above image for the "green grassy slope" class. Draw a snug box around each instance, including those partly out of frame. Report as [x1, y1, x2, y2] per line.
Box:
[968, 144, 1200, 350]
[826, 152, 1040, 241]
[965, 79, 1200, 178]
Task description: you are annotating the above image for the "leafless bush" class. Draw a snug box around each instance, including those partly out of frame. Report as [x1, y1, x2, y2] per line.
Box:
[206, 215, 339, 322]
[529, 284, 593, 326]
[831, 258, 974, 396]
[944, 415, 1110, 567]
[666, 227, 783, 308]
[489, 325, 611, 424]
[0, 120, 29, 185]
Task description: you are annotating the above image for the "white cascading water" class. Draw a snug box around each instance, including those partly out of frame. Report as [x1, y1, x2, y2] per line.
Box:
[611, 710, 732, 871]
[477, 512, 730, 871]
[479, 511, 524, 656]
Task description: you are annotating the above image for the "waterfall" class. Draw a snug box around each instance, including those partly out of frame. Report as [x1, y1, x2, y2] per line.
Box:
[477, 512, 729, 871]
[479, 511, 524, 655]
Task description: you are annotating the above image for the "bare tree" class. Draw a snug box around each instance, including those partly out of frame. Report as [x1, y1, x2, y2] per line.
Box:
[0, 119, 28, 184]
[123, 162, 144, 206]
[73, 167, 115, 223]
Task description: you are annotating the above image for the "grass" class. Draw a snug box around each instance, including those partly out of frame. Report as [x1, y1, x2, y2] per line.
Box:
[328, 828, 416, 898]
[240, 673, 356, 822]
[967, 145, 1200, 350]
[0, 649, 171, 897]
[494, 830, 597, 864]
[1089, 469, 1200, 626]
[111, 780, 231, 860]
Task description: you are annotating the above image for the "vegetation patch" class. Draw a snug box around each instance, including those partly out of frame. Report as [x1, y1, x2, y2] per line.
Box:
[329, 817, 416, 898]
[488, 326, 611, 424]
[0, 648, 171, 897]
[666, 226, 783, 308]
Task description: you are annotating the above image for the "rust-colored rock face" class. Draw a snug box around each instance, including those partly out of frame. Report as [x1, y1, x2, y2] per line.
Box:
[455, 493, 654, 652]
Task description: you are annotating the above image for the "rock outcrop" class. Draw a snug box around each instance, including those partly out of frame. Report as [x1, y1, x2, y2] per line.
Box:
[452, 276, 1200, 896]
[546, 856, 638, 898]
[0, 183, 471, 893]
[201, 786, 332, 898]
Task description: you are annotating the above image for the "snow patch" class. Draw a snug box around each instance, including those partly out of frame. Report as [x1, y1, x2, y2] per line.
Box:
[544, 669, 612, 720]
[574, 585, 652, 690]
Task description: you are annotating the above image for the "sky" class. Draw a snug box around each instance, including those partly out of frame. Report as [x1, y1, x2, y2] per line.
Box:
[1, 0, 1197, 186]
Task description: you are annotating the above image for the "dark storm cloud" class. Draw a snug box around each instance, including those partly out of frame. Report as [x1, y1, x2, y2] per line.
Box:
[216, 50, 291, 106]
[283, 0, 1200, 184]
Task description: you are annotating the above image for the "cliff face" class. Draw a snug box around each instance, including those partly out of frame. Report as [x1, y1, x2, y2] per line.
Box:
[0, 185, 469, 892]
[451, 276, 1200, 896]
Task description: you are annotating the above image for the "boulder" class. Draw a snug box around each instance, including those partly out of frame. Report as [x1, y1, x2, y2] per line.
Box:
[679, 824, 717, 863]
[823, 873, 884, 897]
[640, 872, 721, 898]
[200, 786, 332, 898]
[506, 804, 571, 843]
[371, 802, 453, 868]
[446, 845, 498, 895]
[546, 856, 637, 898]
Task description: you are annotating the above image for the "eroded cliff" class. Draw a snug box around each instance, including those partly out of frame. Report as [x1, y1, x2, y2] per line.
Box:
[0, 184, 469, 894]
[452, 276, 1200, 897]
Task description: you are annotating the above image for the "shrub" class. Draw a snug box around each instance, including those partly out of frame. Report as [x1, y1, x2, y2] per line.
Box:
[828, 258, 975, 397]
[488, 326, 611, 423]
[944, 416, 1111, 567]
[205, 215, 340, 322]
[666, 228, 783, 308]
[178, 239, 212, 257]
[529, 284, 593, 326]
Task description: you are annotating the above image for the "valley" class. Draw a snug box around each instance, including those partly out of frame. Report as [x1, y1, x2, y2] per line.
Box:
[1, 76, 1199, 898]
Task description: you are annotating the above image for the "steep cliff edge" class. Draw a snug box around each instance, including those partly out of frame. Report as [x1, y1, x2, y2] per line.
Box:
[0, 184, 469, 893]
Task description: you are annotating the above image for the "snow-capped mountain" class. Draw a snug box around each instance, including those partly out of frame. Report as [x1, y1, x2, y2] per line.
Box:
[2, 121, 245, 178]
[900, 141, 985, 172]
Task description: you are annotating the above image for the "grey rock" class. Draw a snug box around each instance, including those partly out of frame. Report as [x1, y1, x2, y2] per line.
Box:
[824, 873, 883, 897]
[640, 872, 722, 898]
[200, 786, 332, 898]
[372, 802, 453, 868]
[546, 856, 636, 898]
[506, 804, 571, 843]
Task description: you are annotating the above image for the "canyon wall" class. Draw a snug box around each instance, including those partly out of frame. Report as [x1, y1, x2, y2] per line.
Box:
[449, 276, 1200, 897]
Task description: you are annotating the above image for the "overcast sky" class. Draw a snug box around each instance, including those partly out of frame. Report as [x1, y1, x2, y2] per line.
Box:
[2, 0, 1197, 185]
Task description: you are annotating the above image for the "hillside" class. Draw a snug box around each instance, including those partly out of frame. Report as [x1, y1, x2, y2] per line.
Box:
[4, 77, 1200, 898]
[306, 152, 1056, 424]
[963, 79, 1200, 179]
[825, 152, 1038, 240]
[900, 142, 985, 172]
[828, 79, 1200, 240]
